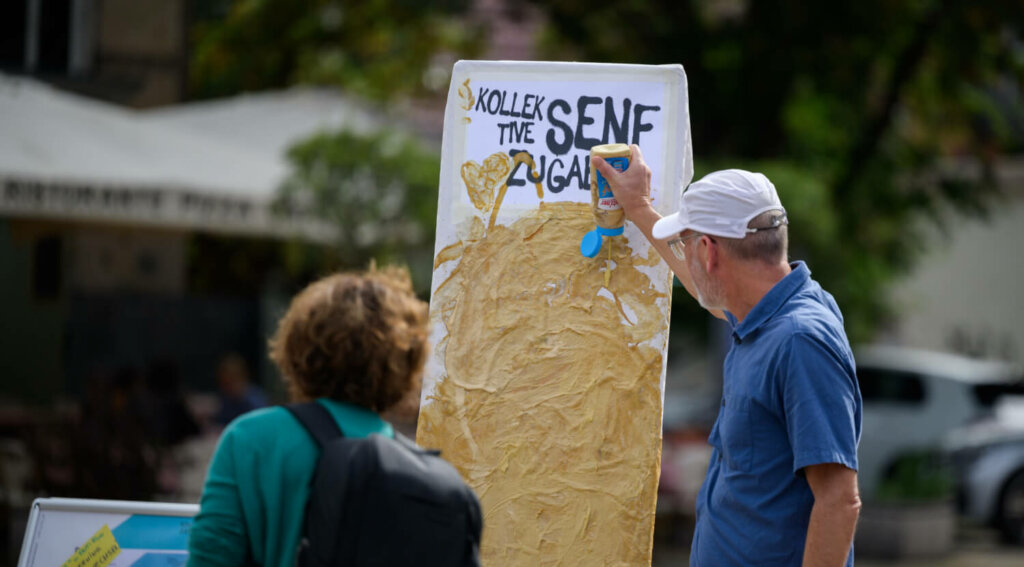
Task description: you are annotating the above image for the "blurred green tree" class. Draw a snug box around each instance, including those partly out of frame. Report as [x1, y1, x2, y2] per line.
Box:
[191, 0, 480, 101]
[274, 129, 442, 292]
[190, 0, 482, 291]
[533, 0, 1024, 341]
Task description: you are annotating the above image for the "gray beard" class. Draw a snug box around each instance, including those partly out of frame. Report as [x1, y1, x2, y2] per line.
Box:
[690, 261, 726, 312]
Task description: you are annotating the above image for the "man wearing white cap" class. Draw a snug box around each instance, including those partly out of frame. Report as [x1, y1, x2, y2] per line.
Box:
[594, 146, 862, 566]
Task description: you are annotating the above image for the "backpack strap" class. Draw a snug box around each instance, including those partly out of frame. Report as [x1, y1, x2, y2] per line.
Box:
[286, 401, 345, 448]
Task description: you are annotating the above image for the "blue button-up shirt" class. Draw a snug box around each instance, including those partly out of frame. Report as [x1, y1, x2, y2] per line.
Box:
[691, 261, 862, 566]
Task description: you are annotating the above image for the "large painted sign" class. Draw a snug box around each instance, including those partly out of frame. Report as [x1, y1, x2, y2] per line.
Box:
[417, 60, 692, 566]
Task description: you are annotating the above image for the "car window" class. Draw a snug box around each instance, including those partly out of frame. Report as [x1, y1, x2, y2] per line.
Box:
[973, 379, 1024, 408]
[858, 367, 925, 404]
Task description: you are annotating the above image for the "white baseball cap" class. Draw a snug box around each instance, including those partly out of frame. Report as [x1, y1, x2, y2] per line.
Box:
[651, 169, 787, 240]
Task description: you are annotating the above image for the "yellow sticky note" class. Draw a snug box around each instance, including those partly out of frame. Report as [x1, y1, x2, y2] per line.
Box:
[62, 524, 121, 567]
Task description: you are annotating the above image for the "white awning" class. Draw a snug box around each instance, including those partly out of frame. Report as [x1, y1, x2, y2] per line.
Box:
[140, 87, 382, 158]
[0, 75, 384, 242]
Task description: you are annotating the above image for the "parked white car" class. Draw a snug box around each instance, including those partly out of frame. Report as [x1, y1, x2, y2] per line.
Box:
[945, 399, 1024, 544]
[856, 345, 1023, 500]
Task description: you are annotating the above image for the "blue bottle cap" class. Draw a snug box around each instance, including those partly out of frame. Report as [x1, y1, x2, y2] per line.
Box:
[596, 225, 625, 237]
[580, 229, 604, 258]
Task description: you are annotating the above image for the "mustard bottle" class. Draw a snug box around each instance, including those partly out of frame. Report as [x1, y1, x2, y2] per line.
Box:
[580, 143, 630, 258]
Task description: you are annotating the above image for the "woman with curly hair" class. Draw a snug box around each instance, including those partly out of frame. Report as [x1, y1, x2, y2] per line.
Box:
[187, 266, 446, 566]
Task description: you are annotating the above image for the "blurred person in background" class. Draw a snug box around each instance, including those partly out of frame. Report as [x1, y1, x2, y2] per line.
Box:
[595, 147, 862, 566]
[142, 358, 202, 498]
[72, 366, 158, 500]
[188, 265, 431, 566]
[213, 352, 268, 428]
[144, 358, 202, 448]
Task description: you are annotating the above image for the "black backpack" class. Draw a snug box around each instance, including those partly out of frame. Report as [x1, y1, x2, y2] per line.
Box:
[286, 402, 483, 567]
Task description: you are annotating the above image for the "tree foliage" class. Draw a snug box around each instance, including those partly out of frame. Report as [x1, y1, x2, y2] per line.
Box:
[274, 129, 441, 292]
[190, 0, 481, 101]
[190, 0, 1024, 339]
[189, 0, 483, 292]
[533, 0, 1024, 341]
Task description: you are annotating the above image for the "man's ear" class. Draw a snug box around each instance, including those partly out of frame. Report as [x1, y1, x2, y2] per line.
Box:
[703, 235, 720, 274]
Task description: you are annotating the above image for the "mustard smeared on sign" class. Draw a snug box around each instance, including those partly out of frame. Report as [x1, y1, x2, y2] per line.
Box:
[420, 201, 669, 566]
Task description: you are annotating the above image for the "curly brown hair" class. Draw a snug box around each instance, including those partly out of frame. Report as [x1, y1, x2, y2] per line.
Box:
[269, 265, 428, 412]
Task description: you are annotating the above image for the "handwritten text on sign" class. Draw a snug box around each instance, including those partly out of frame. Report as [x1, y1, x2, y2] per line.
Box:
[460, 79, 666, 204]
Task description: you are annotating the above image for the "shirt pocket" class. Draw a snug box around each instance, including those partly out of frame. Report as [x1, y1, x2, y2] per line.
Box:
[718, 395, 753, 472]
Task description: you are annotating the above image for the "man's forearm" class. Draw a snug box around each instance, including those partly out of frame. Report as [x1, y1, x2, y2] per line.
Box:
[802, 498, 860, 566]
[593, 145, 712, 314]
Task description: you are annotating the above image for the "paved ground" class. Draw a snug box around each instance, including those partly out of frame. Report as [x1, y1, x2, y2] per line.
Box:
[653, 546, 1024, 566]
[652, 523, 1024, 566]
[857, 523, 1024, 567]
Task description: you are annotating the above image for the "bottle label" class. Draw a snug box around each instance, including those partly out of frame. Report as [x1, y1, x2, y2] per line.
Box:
[596, 156, 628, 210]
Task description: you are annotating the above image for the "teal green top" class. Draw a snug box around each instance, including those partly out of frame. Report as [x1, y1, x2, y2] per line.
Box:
[187, 399, 393, 567]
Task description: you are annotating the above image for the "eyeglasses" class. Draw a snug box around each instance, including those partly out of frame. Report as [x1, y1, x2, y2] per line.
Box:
[667, 232, 703, 261]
